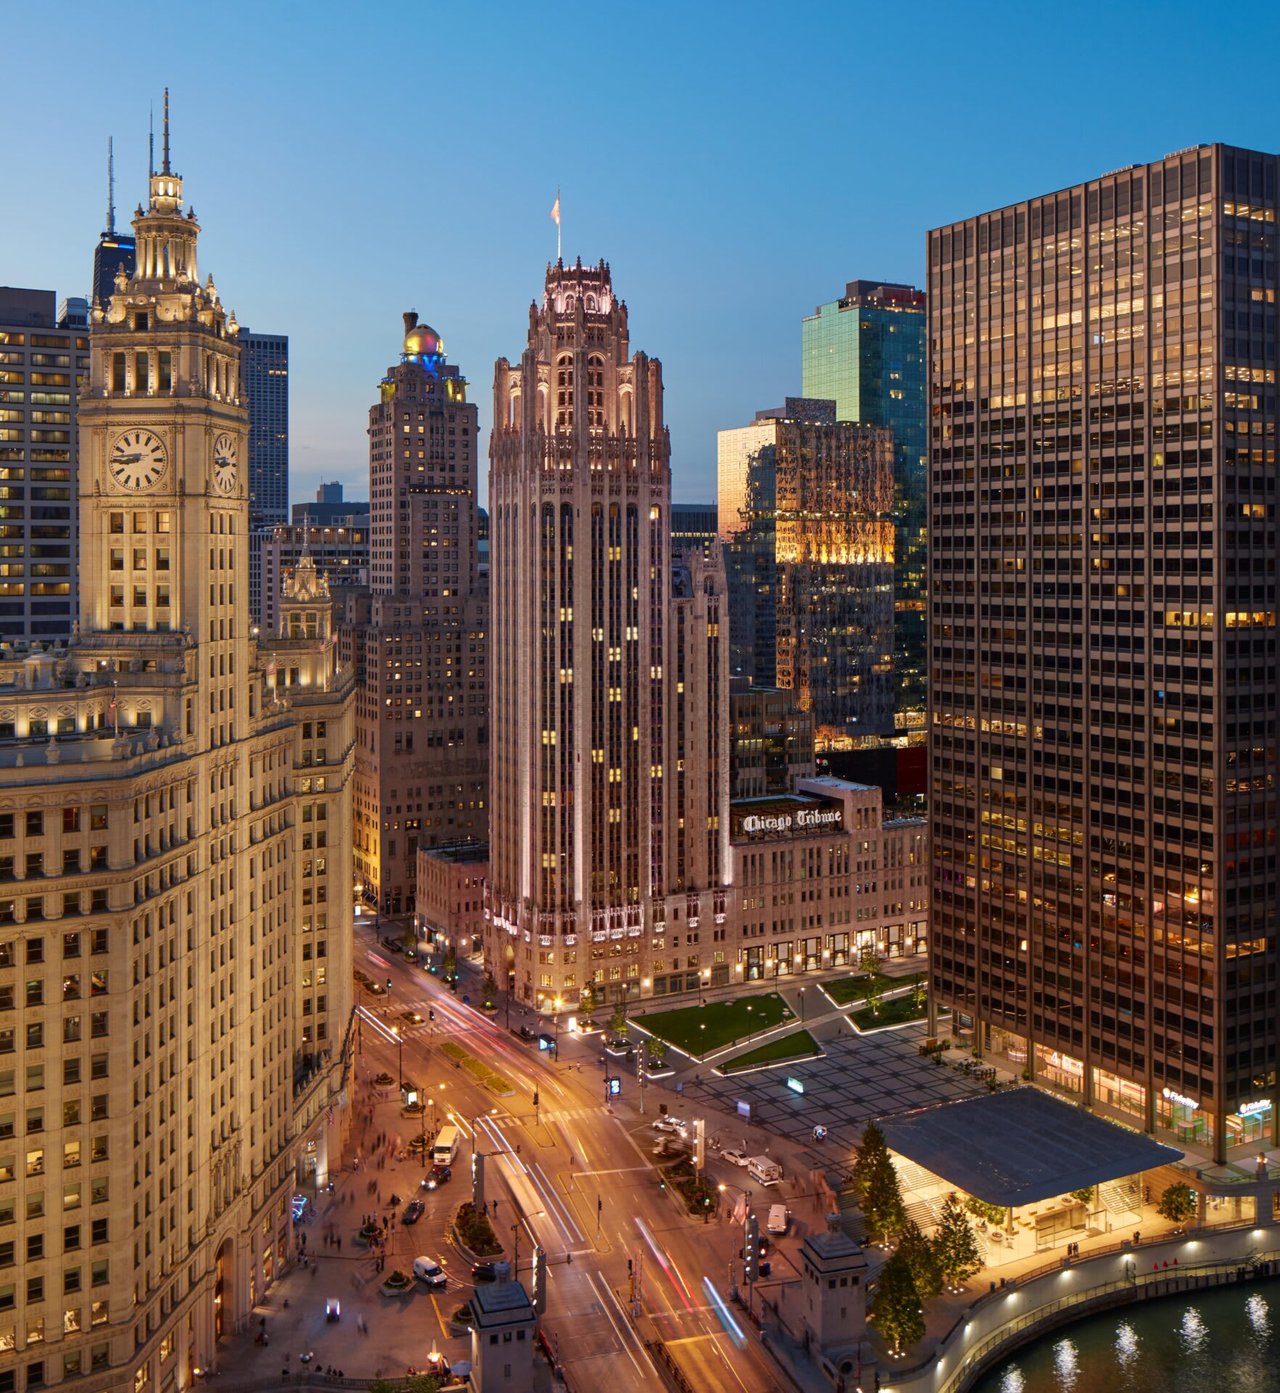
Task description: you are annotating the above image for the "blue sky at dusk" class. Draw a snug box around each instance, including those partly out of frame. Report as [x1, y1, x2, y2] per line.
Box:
[5, 1, 1278, 503]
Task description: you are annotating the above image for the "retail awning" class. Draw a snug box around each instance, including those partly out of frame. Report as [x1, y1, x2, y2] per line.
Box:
[879, 1087, 1183, 1207]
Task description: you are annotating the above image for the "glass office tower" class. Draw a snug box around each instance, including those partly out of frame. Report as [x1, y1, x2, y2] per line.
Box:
[803, 280, 927, 713]
[928, 143, 1280, 1164]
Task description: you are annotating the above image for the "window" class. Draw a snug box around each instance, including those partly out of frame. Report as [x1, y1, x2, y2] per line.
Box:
[25, 812, 42, 837]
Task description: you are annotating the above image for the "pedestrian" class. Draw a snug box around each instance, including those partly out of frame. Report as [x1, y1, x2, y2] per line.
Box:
[337, 1236, 342, 1252]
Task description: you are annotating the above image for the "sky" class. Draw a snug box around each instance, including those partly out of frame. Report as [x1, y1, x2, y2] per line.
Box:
[4, 0, 1279, 505]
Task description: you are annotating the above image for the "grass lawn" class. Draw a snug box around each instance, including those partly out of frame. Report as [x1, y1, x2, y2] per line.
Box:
[635, 993, 792, 1056]
[823, 970, 926, 1007]
[720, 1029, 820, 1072]
[850, 994, 929, 1032]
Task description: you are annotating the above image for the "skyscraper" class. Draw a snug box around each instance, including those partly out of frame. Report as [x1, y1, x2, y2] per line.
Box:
[340, 313, 488, 915]
[0, 287, 85, 641]
[486, 260, 730, 1011]
[91, 138, 135, 311]
[0, 110, 353, 1388]
[239, 329, 289, 527]
[803, 280, 928, 712]
[719, 400, 896, 734]
[929, 143, 1280, 1164]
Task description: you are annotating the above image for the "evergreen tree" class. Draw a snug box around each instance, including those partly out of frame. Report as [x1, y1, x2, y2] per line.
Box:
[863, 1150, 907, 1243]
[934, 1192, 982, 1290]
[852, 1121, 889, 1207]
[896, 1219, 942, 1298]
[869, 1250, 925, 1357]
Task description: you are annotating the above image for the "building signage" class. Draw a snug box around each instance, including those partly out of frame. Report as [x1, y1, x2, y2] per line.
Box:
[1238, 1099, 1273, 1118]
[1162, 1087, 1199, 1111]
[740, 806, 843, 837]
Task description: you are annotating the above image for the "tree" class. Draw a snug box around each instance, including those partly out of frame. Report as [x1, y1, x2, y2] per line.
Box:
[934, 1192, 982, 1290]
[482, 973, 498, 1006]
[896, 1219, 942, 1298]
[1070, 1185, 1095, 1206]
[869, 1250, 924, 1357]
[852, 1121, 889, 1208]
[862, 1150, 906, 1244]
[859, 942, 883, 976]
[579, 983, 597, 1013]
[609, 1003, 628, 1036]
[1157, 1181, 1197, 1224]
[865, 976, 886, 1016]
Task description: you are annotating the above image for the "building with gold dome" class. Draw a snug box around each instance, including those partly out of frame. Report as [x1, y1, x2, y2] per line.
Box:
[339, 313, 487, 917]
[0, 101, 354, 1390]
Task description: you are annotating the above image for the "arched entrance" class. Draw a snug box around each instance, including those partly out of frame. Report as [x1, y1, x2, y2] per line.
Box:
[214, 1238, 235, 1340]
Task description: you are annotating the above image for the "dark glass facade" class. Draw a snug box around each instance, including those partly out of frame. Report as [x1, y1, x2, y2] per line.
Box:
[929, 144, 1280, 1162]
[239, 329, 289, 527]
[803, 280, 928, 715]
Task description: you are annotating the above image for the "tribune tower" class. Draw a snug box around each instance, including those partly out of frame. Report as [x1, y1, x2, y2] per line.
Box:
[487, 261, 730, 1010]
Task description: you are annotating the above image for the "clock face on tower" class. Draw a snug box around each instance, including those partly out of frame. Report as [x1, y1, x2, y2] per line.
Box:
[109, 429, 168, 491]
[212, 433, 239, 494]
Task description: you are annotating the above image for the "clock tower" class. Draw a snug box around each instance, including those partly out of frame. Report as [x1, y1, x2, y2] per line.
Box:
[79, 91, 248, 749]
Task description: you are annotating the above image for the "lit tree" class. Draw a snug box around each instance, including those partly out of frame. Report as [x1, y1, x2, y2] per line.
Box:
[852, 1121, 889, 1207]
[863, 1152, 906, 1244]
[869, 1250, 924, 1357]
[934, 1192, 982, 1290]
[896, 1219, 942, 1298]
[1157, 1181, 1197, 1223]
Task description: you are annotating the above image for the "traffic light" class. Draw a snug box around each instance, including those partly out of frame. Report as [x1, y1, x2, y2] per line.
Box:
[743, 1213, 760, 1284]
[532, 1090, 540, 1108]
[385, 977, 392, 993]
[429, 1008, 435, 1022]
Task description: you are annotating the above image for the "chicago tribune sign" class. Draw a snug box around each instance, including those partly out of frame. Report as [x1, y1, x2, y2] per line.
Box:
[741, 807, 842, 836]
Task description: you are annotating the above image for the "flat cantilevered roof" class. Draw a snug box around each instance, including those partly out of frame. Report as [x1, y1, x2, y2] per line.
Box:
[879, 1088, 1183, 1208]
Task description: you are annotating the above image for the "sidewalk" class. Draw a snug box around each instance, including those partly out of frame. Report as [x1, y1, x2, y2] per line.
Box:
[215, 1065, 473, 1389]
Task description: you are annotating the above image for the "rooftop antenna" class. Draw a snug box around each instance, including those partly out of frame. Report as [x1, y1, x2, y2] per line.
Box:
[148, 103, 154, 180]
[162, 87, 171, 176]
[106, 137, 116, 235]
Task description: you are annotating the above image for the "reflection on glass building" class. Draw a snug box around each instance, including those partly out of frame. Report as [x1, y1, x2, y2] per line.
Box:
[803, 280, 927, 715]
[929, 143, 1280, 1164]
[718, 398, 895, 735]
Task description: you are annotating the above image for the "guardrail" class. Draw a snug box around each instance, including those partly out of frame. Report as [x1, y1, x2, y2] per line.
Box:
[883, 1244, 1280, 1393]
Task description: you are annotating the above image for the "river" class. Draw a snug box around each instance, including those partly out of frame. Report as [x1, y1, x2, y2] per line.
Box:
[971, 1279, 1280, 1393]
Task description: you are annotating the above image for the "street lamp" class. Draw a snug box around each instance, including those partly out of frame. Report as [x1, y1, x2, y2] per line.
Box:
[553, 996, 563, 1054]
[799, 986, 806, 1023]
[391, 1025, 403, 1093]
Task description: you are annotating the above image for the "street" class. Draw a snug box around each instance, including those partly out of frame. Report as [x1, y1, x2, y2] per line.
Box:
[360, 922, 786, 1392]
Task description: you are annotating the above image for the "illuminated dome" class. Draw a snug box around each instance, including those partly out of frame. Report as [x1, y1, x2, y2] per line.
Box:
[405, 323, 443, 358]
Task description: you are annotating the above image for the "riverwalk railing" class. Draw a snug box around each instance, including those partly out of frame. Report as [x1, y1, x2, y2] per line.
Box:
[882, 1236, 1280, 1393]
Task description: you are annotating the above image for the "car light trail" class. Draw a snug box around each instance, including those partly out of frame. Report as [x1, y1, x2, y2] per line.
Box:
[634, 1215, 695, 1310]
[702, 1277, 746, 1348]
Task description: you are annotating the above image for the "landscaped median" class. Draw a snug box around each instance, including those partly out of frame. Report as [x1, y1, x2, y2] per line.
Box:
[718, 1028, 822, 1073]
[822, 969, 926, 1008]
[850, 994, 931, 1032]
[439, 1039, 514, 1096]
[631, 992, 793, 1059]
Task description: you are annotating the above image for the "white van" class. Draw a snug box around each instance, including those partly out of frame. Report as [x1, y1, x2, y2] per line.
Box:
[767, 1203, 789, 1235]
[432, 1124, 461, 1167]
[747, 1156, 783, 1186]
[412, 1256, 447, 1288]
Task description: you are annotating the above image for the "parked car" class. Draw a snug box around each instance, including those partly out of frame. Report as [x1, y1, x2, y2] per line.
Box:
[720, 1148, 749, 1168]
[518, 1025, 535, 1041]
[403, 1199, 425, 1225]
[652, 1118, 682, 1135]
[471, 1262, 497, 1282]
[413, 1257, 447, 1288]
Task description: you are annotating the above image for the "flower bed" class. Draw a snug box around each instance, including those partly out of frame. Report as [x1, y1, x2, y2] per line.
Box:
[454, 1201, 503, 1257]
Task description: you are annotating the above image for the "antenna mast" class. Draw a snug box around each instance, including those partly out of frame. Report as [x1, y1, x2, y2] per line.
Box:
[162, 87, 171, 175]
[148, 104, 154, 180]
[106, 137, 115, 236]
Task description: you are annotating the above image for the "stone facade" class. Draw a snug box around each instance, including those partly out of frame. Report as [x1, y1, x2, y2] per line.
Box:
[0, 126, 354, 1391]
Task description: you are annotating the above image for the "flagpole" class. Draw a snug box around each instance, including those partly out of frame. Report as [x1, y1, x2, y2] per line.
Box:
[556, 186, 562, 262]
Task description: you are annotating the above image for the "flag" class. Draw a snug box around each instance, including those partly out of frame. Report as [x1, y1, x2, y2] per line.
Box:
[549, 192, 561, 227]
